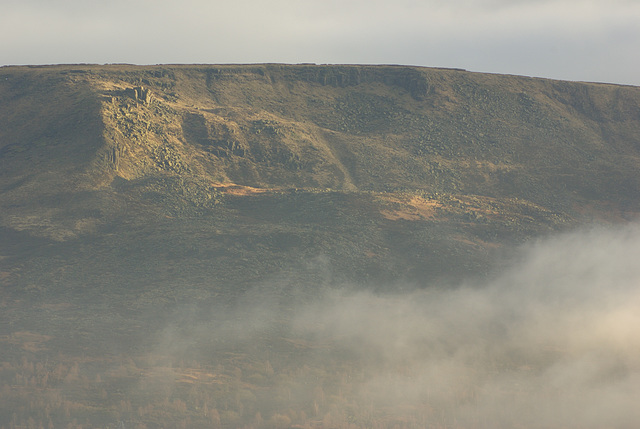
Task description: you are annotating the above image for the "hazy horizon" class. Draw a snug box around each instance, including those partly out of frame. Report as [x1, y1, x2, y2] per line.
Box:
[2, 0, 639, 86]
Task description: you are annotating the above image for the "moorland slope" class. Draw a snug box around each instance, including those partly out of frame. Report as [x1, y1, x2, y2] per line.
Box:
[2, 63, 640, 428]
[2, 64, 640, 294]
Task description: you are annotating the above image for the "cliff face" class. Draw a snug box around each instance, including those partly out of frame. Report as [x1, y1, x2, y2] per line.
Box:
[98, 64, 640, 206]
[1, 64, 640, 293]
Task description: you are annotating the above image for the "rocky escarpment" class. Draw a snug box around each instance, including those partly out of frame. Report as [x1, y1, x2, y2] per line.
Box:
[1, 63, 640, 292]
[205, 64, 436, 99]
[86, 64, 640, 211]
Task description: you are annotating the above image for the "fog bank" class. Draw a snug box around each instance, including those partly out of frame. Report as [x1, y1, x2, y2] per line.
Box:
[154, 224, 640, 428]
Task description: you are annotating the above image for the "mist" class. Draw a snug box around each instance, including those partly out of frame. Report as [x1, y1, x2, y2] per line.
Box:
[151, 223, 640, 428]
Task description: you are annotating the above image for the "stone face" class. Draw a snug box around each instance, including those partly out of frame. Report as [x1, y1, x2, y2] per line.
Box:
[140, 86, 152, 104]
[125, 86, 152, 104]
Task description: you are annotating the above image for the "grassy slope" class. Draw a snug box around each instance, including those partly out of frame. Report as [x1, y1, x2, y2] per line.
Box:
[1, 64, 640, 428]
[2, 64, 640, 293]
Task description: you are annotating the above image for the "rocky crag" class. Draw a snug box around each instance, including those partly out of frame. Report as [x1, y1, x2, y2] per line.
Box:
[1, 64, 640, 295]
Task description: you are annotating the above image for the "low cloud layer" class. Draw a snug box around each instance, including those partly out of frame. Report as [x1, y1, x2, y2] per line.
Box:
[2, 0, 640, 85]
[153, 223, 640, 427]
[294, 225, 640, 427]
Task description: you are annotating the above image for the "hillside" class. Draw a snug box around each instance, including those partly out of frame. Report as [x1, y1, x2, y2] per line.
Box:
[2, 64, 640, 292]
[1, 64, 640, 428]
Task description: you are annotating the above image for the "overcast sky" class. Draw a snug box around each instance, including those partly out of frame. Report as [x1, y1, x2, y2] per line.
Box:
[2, 0, 639, 86]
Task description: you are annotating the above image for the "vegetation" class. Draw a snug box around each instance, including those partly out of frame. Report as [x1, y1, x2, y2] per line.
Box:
[1, 64, 640, 427]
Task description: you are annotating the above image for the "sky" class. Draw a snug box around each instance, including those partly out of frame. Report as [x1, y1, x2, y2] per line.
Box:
[2, 0, 639, 86]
